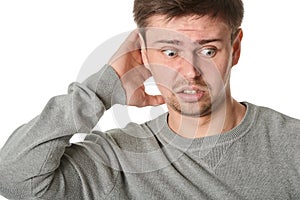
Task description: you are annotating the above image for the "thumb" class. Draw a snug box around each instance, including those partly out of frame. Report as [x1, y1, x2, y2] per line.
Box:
[143, 94, 165, 107]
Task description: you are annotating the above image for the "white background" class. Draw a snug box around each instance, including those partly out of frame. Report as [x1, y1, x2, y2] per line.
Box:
[0, 1, 300, 199]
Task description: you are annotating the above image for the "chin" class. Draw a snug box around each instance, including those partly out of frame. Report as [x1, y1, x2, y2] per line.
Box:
[169, 102, 212, 118]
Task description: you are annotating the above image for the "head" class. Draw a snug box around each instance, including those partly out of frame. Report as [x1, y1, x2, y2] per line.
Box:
[133, 0, 244, 117]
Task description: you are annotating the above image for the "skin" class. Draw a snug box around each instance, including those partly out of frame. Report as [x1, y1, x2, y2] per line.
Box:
[110, 14, 246, 138]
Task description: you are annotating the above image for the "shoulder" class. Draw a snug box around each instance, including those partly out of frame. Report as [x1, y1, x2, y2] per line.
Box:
[246, 102, 300, 147]
[254, 103, 300, 131]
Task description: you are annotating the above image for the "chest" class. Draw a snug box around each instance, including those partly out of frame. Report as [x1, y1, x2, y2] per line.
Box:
[111, 146, 298, 200]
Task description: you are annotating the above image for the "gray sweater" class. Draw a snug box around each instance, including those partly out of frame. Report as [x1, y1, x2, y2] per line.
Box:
[0, 65, 300, 200]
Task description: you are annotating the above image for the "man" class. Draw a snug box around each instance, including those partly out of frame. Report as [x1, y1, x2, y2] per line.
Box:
[0, 0, 299, 199]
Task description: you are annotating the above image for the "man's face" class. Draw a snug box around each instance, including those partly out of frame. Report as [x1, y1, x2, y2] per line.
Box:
[142, 15, 241, 117]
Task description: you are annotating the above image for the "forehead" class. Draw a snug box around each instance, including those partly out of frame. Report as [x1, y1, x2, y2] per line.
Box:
[144, 15, 231, 43]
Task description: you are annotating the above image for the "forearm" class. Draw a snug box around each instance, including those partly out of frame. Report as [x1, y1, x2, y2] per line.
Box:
[0, 65, 125, 198]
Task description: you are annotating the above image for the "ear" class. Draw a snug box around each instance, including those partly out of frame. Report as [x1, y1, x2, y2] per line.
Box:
[138, 32, 151, 70]
[232, 28, 243, 66]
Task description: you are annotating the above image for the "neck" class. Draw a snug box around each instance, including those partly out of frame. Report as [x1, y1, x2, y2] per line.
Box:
[168, 98, 246, 139]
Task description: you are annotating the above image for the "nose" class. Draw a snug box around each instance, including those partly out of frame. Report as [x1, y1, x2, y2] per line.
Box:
[178, 54, 201, 79]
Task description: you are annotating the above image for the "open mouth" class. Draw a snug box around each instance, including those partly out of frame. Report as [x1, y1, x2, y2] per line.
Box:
[176, 86, 206, 102]
[183, 89, 200, 94]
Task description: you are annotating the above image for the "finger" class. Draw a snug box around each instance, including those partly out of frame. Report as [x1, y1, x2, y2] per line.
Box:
[143, 94, 165, 107]
[109, 29, 142, 64]
[134, 65, 152, 81]
[126, 29, 142, 48]
[121, 66, 152, 87]
[118, 29, 141, 52]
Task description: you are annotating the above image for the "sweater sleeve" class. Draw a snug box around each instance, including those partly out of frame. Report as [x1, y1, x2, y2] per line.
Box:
[0, 65, 126, 199]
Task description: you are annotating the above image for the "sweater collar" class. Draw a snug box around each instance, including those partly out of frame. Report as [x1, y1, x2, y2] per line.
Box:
[147, 102, 257, 151]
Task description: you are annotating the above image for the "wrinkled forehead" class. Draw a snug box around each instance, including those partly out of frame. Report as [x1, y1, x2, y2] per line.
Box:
[146, 14, 229, 30]
[143, 28, 200, 48]
[141, 15, 231, 47]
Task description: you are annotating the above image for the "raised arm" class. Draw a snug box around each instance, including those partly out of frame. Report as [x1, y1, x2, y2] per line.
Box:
[0, 30, 164, 199]
[0, 65, 124, 199]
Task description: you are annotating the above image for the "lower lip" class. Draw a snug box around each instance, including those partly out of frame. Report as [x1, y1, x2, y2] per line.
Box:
[177, 91, 205, 102]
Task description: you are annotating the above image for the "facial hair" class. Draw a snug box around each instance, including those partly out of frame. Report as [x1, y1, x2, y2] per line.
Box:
[166, 76, 213, 117]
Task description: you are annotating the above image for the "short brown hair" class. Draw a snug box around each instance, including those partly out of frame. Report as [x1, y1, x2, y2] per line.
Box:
[133, 0, 244, 33]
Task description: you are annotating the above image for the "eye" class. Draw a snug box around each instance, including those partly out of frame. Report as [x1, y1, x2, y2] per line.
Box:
[199, 48, 216, 58]
[162, 49, 178, 58]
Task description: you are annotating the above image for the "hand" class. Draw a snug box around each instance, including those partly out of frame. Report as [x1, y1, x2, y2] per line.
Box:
[108, 29, 165, 107]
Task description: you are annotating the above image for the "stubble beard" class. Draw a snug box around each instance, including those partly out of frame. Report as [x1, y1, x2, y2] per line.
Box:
[166, 77, 213, 117]
[166, 94, 212, 117]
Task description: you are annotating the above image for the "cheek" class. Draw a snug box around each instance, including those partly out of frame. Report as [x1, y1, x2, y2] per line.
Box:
[149, 64, 178, 92]
[217, 56, 233, 82]
[197, 56, 232, 93]
[207, 49, 232, 76]
[146, 50, 179, 87]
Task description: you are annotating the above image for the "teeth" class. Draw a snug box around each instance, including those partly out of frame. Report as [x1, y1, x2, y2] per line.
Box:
[183, 90, 197, 94]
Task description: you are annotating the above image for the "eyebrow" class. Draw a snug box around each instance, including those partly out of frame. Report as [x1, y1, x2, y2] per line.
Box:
[154, 40, 182, 45]
[196, 39, 222, 45]
[154, 39, 222, 46]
